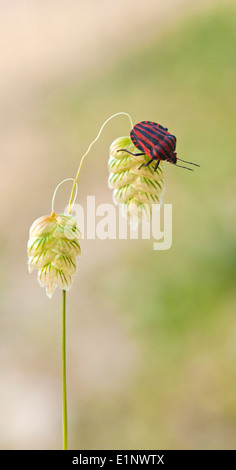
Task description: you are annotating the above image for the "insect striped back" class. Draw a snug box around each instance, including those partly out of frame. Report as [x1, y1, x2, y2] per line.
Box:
[131, 121, 177, 163]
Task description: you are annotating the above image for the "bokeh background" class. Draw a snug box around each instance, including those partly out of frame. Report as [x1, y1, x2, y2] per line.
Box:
[0, 0, 235, 450]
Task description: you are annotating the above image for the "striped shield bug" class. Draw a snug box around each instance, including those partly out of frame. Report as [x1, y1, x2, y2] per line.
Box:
[117, 120, 200, 171]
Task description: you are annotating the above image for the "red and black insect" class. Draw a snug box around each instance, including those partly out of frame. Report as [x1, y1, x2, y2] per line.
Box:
[117, 120, 199, 171]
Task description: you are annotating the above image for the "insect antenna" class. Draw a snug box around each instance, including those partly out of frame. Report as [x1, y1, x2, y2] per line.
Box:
[177, 158, 200, 167]
[174, 164, 194, 171]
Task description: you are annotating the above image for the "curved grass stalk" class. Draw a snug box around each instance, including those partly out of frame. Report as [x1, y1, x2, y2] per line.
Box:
[67, 112, 133, 214]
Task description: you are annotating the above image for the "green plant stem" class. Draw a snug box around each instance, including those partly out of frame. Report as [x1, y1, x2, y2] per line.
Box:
[67, 111, 133, 214]
[62, 289, 67, 450]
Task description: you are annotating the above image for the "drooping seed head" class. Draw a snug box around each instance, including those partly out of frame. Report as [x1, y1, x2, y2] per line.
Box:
[108, 137, 165, 228]
[27, 212, 81, 298]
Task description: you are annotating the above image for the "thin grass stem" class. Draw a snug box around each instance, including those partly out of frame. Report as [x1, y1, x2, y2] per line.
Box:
[62, 289, 67, 450]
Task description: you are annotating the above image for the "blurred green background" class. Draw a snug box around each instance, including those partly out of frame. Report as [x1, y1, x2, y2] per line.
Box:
[0, 0, 235, 449]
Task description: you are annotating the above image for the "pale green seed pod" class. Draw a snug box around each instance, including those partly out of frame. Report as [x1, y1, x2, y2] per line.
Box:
[27, 213, 81, 298]
[108, 136, 165, 228]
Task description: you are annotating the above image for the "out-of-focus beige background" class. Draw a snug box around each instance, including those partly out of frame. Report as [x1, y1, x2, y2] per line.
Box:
[0, 0, 235, 449]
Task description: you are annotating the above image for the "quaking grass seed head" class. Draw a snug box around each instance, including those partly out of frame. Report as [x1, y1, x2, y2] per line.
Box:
[27, 212, 81, 298]
[108, 136, 165, 228]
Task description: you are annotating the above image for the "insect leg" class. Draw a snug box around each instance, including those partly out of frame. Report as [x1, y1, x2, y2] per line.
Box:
[138, 159, 153, 170]
[154, 160, 160, 171]
[116, 149, 145, 157]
